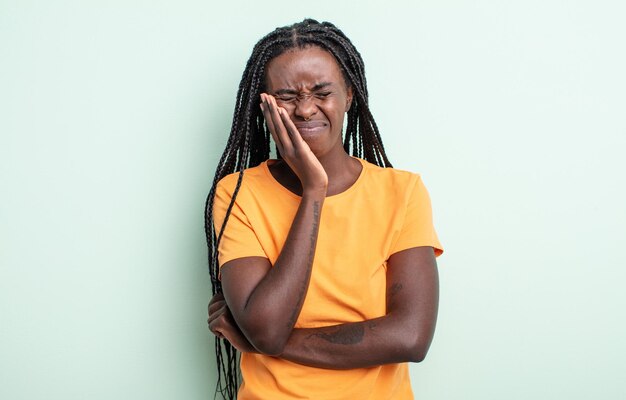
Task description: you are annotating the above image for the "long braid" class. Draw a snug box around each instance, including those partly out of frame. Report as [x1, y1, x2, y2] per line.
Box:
[205, 19, 393, 399]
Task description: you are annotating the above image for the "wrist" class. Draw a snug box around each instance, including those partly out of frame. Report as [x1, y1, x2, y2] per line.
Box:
[302, 186, 327, 199]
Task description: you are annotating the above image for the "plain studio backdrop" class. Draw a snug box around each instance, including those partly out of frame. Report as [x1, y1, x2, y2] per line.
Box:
[1, 1, 624, 399]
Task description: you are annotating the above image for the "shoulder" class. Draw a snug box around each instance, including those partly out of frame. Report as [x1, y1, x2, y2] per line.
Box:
[215, 162, 269, 196]
[359, 158, 424, 191]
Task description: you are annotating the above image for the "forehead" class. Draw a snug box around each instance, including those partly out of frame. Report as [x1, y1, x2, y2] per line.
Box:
[265, 46, 345, 90]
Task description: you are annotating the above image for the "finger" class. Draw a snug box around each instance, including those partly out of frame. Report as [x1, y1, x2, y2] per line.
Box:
[208, 295, 225, 312]
[208, 318, 225, 338]
[260, 96, 284, 155]
[278, 107, 309, 150]
[260, 95, 287, 156]
[266, 95, 293, 154]
[260, 94, 277, 135]
[266, 95, 290, 148]
[260, 94, 276, 134]
[208, 298, 226, 316]
[210, 325, 224, 339]
[261, 103, 284, 158]
[208, 304, 227, 325]
[208, 292, 224, 308]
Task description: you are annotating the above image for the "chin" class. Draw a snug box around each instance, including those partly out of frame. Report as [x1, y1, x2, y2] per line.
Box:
[299, 128, 342, 157]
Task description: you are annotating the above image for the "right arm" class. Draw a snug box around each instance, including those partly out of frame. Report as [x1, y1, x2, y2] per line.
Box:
[216, 94, 327, 355]
[220, 193, 323, 355]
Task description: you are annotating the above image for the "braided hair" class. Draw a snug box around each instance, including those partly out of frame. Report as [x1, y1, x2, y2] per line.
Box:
[204, 18, 392, 399]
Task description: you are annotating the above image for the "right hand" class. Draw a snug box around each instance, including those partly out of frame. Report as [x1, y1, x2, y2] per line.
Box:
[260, 93, 328, 194]
[208, 292, 257, 353]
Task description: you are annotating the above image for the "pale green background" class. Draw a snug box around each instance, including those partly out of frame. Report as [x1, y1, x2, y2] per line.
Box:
[1, 0, 625, 399]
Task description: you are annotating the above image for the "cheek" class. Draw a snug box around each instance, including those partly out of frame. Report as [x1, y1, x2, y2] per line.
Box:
[322, 101, 347, 122]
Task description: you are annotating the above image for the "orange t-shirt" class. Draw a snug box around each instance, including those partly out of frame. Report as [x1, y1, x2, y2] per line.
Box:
[213, 157, 443, 400]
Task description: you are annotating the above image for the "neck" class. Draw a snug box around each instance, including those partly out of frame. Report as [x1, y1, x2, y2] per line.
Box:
[270, 147, 362, 197]
[309, 142, 363, 196]
[316, 148, 357, 185]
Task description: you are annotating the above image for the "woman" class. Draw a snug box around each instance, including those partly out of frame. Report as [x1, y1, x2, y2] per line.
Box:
[206, 19, 443, 399]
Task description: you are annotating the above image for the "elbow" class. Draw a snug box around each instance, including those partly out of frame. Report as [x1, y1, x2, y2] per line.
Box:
[408, 347, 428, 363]
[236, 310, 292, 356]
[395, 316, 436, 363]
[245, 324, 288, 356]
[251, 335, 286, 357]
[404, 336, 431, 363]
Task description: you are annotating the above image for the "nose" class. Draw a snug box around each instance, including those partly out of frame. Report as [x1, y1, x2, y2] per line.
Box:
[293, 95, 318, 121]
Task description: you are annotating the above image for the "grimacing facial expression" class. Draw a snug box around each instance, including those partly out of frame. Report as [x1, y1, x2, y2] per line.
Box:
[265, 46, 353, 157]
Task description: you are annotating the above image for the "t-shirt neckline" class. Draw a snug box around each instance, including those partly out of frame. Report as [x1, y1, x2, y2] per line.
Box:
[261, 157, 368, 201]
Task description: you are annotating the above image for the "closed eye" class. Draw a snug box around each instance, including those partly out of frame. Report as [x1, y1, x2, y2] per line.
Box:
[315, 92, 332, 99]
[275, 95, 297, 103]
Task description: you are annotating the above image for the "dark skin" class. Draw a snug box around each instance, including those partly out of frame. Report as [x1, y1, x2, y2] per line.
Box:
[208, 46, 439, 368]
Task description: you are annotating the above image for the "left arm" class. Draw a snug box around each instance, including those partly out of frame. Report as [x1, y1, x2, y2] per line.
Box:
[280, 246, 439, 369]
[209, 246, 439, 369]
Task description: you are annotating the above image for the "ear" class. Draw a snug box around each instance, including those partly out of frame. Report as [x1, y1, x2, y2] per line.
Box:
[345, 86, 353, 112]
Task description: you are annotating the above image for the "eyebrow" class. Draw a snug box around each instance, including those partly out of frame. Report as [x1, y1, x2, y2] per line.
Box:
[311, 82, 332, 91]
[274, 82, 333, 95]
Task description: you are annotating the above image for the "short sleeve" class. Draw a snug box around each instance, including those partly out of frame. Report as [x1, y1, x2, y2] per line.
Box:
[212, 177, 267, 268]
[389, 175, 444, 257]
